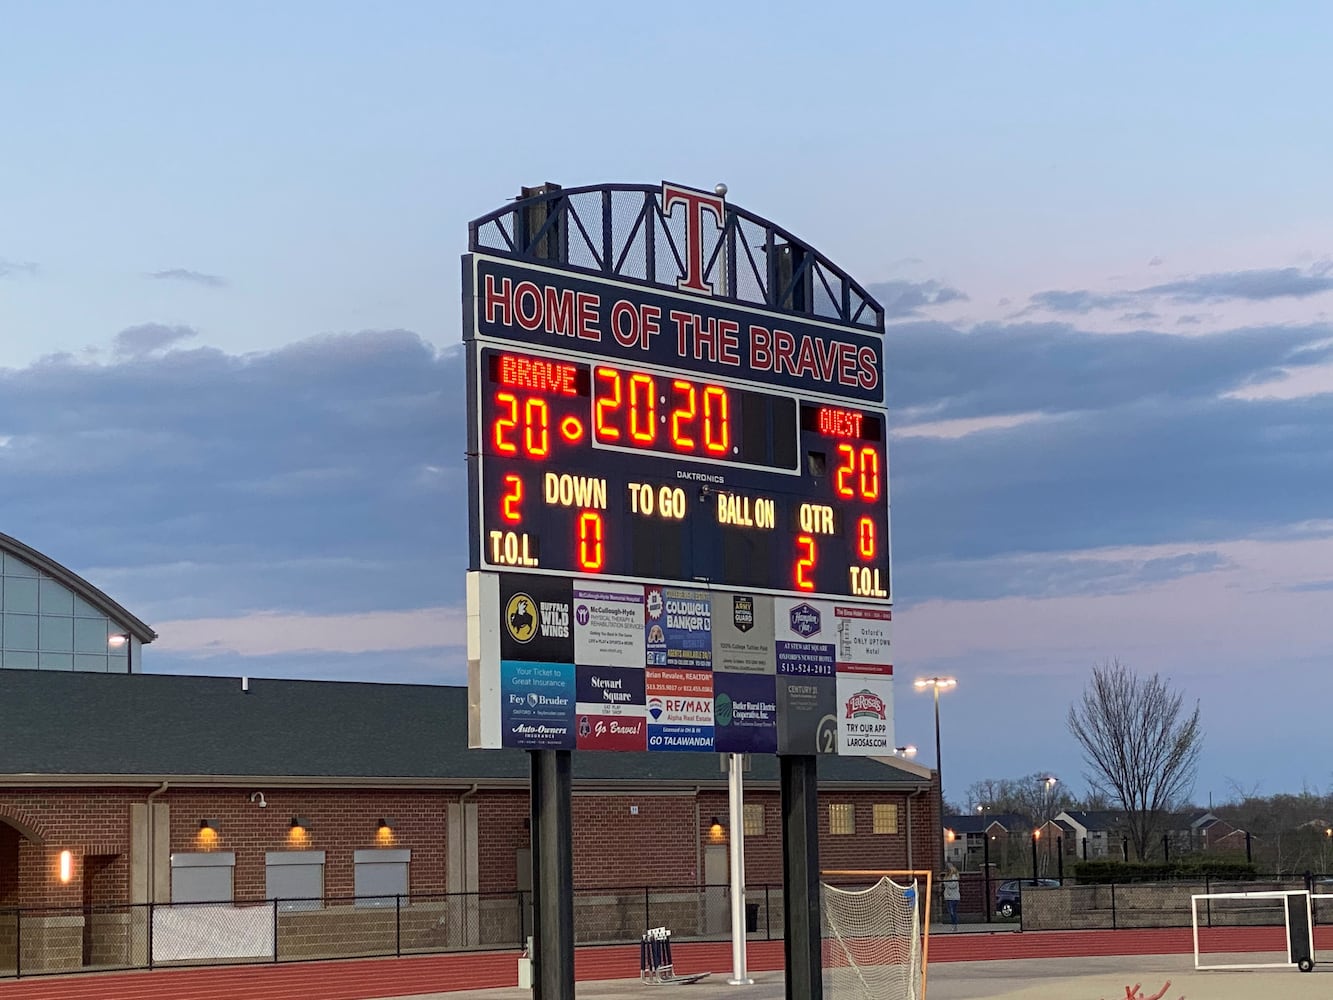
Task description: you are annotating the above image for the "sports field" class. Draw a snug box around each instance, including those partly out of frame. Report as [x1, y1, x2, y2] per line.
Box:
[393, 954, 1333, 1000]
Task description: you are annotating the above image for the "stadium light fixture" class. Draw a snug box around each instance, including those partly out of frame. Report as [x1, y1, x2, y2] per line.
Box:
[914, 676, 956, 867]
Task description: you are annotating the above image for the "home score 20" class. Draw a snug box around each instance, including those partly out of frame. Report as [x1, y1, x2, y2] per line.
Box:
[473, 346, 891, 602]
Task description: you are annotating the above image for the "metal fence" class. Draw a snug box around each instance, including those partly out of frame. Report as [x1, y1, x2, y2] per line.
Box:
[1015, 873, 1333, 931]
[0, 883, 781, 980]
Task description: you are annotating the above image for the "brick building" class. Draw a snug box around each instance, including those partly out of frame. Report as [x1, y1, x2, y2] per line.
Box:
[0, 532, 938, 972]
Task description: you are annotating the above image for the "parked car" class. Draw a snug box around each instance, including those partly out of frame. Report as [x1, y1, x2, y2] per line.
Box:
[995, 878, 1061, 918]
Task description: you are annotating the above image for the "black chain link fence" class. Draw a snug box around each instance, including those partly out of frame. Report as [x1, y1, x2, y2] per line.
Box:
[0, 883, 782, 979]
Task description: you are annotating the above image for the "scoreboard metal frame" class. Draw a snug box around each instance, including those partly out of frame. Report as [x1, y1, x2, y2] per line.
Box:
[463, 248, 893, 605]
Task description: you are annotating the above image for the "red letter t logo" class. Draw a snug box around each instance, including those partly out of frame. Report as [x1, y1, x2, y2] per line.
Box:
[661, 182, 725, 296]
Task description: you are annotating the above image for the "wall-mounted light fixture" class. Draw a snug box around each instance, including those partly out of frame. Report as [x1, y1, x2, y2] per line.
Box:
[291, 816, 311, 831]
[199, 818, 219, 832]
[377, 817, 395, 831]
[708, 816, 725, 841]
[108, 632, 132, 672]
[59, 850, 73, 883]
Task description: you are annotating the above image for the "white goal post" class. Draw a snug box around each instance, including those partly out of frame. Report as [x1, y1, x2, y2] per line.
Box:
[1190, 889, 1316, 973]
[821, 869, 932, 1000]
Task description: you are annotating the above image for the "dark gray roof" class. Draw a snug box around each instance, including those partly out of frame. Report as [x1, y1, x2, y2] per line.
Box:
[0, 532, 156, 643]
[1061, 809, 1127, 831]
[0, 670, 929, 788]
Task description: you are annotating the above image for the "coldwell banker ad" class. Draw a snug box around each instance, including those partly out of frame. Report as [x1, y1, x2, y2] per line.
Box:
[645, 586, 712, 669]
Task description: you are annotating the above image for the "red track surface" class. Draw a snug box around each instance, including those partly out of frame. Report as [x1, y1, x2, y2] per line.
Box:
[4, 927, 1331, 999]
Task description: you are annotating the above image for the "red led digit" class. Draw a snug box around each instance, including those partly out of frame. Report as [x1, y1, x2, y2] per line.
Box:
[858, 447, 881, 501]
[577, 511, 605, 571]
[594, 367, 621, 441]
[702, 386, 729, 454]
[494, 392, 518, 454]
[857, 516, 876, 559]
[670, 379, 696, 449]
[501, 475, 523, 522]
[523, 397, 550, 457]
[795, 535, 816, 591]
[628, 373, 656, 444]
[834, 443, 855, 498]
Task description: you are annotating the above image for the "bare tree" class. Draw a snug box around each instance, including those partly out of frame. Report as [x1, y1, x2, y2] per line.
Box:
[1067, 659, 1202, 860]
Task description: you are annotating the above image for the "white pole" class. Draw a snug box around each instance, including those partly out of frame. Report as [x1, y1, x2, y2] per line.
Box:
[727, 752, 753, 985]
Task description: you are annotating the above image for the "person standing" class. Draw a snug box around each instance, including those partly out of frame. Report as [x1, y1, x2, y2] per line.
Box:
[942, 864, 961, 930]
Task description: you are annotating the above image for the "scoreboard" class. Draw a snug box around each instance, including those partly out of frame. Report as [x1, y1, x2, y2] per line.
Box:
[464, 183, 894, 758]
[465, 257, 892, 604]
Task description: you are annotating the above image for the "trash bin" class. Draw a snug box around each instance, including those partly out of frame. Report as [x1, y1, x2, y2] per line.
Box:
[745, 902, 760, 933]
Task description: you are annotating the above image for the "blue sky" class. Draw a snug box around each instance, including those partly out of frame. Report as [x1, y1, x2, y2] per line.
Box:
[3, 1, 1332, 807]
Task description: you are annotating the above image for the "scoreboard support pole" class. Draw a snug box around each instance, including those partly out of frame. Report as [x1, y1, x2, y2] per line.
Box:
[781, 754, 823, 1000]
[530, 748, 575, 1000]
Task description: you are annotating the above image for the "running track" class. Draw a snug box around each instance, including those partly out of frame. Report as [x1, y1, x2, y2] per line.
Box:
[4, 927, 1330, 1000]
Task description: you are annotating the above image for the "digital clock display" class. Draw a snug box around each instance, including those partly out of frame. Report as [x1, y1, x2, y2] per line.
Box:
[470, 344, 891, 602]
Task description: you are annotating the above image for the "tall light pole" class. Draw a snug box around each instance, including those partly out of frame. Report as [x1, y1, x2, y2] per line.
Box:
[914, 676, 956, 869]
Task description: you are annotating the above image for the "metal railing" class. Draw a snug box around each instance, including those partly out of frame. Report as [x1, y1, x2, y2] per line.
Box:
[0, 883, 780, 979]
[1015, 872, 1333, 931]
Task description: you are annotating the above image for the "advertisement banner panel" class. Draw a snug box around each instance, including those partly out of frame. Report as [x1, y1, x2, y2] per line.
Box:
[712, 592, 776, 674]
[836, 673, 894, 755]
[573, 583, 645, 666]
[775, 675, 838, 754]
[713, 672, 778, 754]
[500, 660, 575, 749]
[499, 575, 574, 663]
[835, 605, 893, 674]
[645, 586, 712, 669]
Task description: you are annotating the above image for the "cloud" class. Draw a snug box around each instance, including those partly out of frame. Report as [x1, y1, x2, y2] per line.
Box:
[0, 259, 39, 278]
[1119, 311, 1159, 323]
[1148, 256, 1164, 267]
[148, 268, 227, 288]
[112, 323, 199, 357]
[0, 329, 460, 636]
[1022, 289, 1130, 314]
[884, 320, 1332, 421]
[866, 278, 969, 318]
[154, 606, 464, 656]
[1142, 263, 1333, 303]
[1023, 262, 1333, 315]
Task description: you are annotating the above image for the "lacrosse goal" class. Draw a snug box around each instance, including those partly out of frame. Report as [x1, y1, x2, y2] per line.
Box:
[821, 870, 931, 1000]
[1190, 889, 1315, 972]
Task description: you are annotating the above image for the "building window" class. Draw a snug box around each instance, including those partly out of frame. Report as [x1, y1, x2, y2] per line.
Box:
[872, 803, 899, 835]
[266, 851, 325, 911]
[743, 803, 765, 836]
[829, 803, 855, 835]
[354, 848, 410, 908]
[170, 852, 235, 904]
[1, 550, 119, 672]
